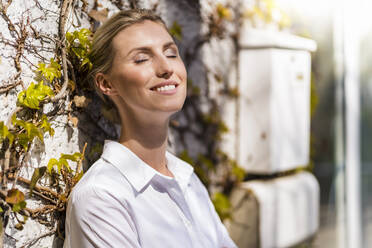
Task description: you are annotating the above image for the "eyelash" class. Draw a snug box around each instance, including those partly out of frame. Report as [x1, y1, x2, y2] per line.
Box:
[134, 54, 177, 64]
[134, 59, 148, 64]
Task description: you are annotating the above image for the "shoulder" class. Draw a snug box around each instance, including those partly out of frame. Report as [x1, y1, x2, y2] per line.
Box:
[69, 158, 134, 206]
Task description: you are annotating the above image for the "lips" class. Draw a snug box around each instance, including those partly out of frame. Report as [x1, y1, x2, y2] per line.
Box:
[150, 81, 179, 92]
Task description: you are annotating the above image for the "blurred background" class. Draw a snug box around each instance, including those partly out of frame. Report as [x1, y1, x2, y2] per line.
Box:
[275, 0, 372, 247]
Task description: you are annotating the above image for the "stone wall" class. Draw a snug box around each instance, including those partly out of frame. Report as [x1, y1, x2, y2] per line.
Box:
[0, 0, 239, 246]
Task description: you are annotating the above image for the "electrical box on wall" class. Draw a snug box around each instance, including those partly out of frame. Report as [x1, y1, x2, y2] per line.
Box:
[238, 29, 317, 174]
[227, 171, 320, 248]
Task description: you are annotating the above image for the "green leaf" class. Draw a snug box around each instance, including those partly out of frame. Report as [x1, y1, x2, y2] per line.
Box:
[47, 158, 59, 173]
[29, 124, 44, 142]
[12, 117, 44, 145]
[36, 58, 61, 82]
[29, 166, 47, 195]
[58, 158, 70, 173]
[0, 206, 3, 213]
[60, 152, 82, 162]
[17, 133, 30, 151]
[17, 81, 54, 109]
[218, 121, 229, 133]
[179, 150, 194, 165]
[39, 114, 55, 136]
[72, 47, 84, 58]
[66, 29, 92, 64]
[81, 57, 92, 70]
[47, 152, 79, 174]
[66, 31, 74, 44]
[12, 201, 27, 212]
[88, 142, 103, 159]
[198, 154, 214, 170]
[216, 3, 232, 20]
[6, 188, 25, 205]
[169, 21, 182, 41]
[0, 121, 14, 145]
[17, 85, 38, 109]
[22, 215, 28, 223]
[212, 192, 231, 220]
[232, 165, 245, 181]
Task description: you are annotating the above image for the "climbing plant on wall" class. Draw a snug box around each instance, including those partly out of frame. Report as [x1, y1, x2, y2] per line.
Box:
[0, 0, 298, 246]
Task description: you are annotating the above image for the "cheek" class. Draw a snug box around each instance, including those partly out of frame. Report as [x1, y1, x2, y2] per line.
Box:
[114, 67, 151, 90]
[175, 61, 187, 82]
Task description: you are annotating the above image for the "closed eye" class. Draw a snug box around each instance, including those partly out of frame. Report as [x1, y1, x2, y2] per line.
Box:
[133, 53, 150, 64]
[164, 47, 178, 58]
[134, 59, 148, 64]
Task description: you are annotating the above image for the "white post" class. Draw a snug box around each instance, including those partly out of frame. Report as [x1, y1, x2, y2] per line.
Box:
[344, 0, 362, 247]
[333, 1, 347, 247]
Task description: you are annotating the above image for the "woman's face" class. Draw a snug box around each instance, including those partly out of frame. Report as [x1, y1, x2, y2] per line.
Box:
[104, 20, 187, 118]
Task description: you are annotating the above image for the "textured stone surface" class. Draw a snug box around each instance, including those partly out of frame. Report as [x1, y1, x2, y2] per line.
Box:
[0, 0, 238, 246]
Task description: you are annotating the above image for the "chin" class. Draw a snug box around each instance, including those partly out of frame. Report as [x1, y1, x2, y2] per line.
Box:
[157, 95, 186, 113]
[160, 103, 185, 114]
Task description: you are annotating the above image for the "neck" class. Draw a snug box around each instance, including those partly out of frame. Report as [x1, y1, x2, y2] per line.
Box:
[118, 107, 173, 177]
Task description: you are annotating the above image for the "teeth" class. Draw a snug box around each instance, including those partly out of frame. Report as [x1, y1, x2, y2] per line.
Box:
[155, 84, 176, 92]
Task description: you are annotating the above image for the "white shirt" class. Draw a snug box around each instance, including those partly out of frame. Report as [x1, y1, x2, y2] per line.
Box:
[64, 140, 237, 248]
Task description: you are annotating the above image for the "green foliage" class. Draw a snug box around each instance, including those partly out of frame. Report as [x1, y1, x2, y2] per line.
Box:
[12, 201, 27, 213]
[14, 215, 28, 230]
[29, 166, 47, 195]
[8, 114, 54, 151]
[47, 152, 83, 174]
[12, 115, 45, 150]
[0, 121, 14, 145]
[36, 58, 61, 82]
[202, 112, 229, 139]
[217, 120, 229, 133]
[232, 163, 245, 181]
[88, 142, 103, 160]
[6, 188, 27, 213]
[197, 154, 214, 170]
[73, 170, 84, 183]
[216, 3, 232, 20]
[212, 192, 231, 220]
[17, 81, 54, 109]
[243, 0, 291, 29]
[39, 114, 55, 136]
[179, 150, 194, 165]
[226, 86, 240, 98]
[187, 79, 200, 96]
[60, 152, 83, 162]
[66, 28, 93, 69]
[169, 21, 182, 41]
[310, 72, 318, 117]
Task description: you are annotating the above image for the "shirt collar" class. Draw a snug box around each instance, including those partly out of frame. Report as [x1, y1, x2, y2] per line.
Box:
[100, 140, 194, 193]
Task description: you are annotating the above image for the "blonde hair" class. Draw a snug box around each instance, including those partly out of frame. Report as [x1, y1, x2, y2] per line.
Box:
[89, 9, 168, 102]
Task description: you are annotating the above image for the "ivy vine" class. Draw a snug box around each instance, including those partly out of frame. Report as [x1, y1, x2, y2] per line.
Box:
[0, 0, 298, 246]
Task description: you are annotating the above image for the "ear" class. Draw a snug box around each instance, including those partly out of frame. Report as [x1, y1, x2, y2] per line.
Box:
[95, 73, 118, 96]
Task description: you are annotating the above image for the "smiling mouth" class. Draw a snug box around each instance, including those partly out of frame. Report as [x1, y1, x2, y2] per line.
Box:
[150, 82, 179, 92]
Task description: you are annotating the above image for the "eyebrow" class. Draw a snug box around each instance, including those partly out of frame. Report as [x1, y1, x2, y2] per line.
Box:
[126, 41, 177, 57]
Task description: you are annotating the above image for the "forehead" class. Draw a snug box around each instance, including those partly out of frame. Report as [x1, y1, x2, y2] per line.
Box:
[112, 20, 173, 56]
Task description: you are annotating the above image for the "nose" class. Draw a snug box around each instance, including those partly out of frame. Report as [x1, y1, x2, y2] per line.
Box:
[155, 55, 173, 79]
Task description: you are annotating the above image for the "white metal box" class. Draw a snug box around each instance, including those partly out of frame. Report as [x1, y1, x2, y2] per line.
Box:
[225, 171, 320, 248]
[238, 29, 316, 174]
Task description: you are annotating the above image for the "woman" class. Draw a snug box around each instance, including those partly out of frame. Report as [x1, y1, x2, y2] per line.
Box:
[64, 9, 237, 248]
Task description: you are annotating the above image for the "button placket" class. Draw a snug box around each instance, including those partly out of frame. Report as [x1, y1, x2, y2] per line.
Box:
[163, 177, 206, 247]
